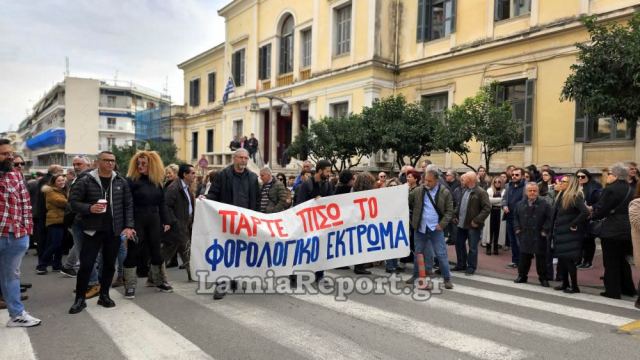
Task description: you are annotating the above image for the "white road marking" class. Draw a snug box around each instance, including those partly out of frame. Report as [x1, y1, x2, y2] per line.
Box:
[0, 312, 38, 360]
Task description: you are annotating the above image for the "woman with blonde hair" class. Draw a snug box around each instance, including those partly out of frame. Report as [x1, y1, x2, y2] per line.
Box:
[551, 175, 589, 294]
[123, 151, 172, 299]
[483, 177, 506, 255]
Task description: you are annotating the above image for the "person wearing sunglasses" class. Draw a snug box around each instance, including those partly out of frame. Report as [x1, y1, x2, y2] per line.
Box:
[502, 167, 526, 268]
[12, 155, 25, 171]
[575, 169, 602, 270]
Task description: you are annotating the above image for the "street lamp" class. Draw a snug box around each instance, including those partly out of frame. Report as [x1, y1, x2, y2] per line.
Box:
[250, 95, 291, 117]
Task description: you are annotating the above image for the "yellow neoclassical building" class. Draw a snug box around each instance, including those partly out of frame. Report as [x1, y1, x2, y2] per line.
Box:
[175, 0, 640, 173]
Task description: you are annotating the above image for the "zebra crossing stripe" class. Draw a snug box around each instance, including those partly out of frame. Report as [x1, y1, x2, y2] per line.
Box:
[452, 284, 635, 326]
[87, 291, 214, 360]
[292, 293, 529, 360]
[172, 283, 396, 360]
[450, 272, 638, 310]
[0, 313, 37, 360]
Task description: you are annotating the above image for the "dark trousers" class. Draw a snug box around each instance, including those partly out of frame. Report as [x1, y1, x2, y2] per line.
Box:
[489, 209, 501, 251]
[557, 257, 578, 288]
[401, 224, 415, 263]
[601, 237, 637, 297]
[506, 217, 519, 263]
[580, 234, 596, 265]
[35, 218, 47, 258]
[518, 252, 547, 281]
[75, 230, 119, 299]
[125, 212, 163, 268]
[455, 227, 481, 271]
[38, 225, 64, 269]
[161, 232, 191, 267]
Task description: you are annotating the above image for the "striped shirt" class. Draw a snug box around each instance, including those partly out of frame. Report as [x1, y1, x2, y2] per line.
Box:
[260, 179, 274, 213]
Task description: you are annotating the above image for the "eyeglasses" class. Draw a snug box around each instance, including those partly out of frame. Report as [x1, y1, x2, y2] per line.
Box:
[577, 175, 586, 179]
[100, 159, 116, 163]
[512, 174, 521, 177]
[13, 162, 25, 167]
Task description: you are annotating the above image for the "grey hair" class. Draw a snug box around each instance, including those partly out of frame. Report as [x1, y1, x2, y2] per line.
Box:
[234, 148, 249, 157]
[73, 155, 91, 164]
[260, 166, 272, 175]
[424, 168, 439, 179]
[526, 181, 538, 189]
[609, 162, 628, 180]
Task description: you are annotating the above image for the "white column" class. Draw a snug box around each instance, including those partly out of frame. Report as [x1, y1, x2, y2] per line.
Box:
[270, 106, 278, 167]
[291, 102, 300, 143]
[308, 97, 317, 124]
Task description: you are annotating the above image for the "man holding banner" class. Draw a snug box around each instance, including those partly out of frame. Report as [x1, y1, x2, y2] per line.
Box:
[205, 148, 259, 299]
[292, 159, 334, 284]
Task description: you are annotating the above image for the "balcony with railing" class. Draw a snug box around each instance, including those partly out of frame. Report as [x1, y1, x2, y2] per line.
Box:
[299, 69, 311, 81]
[277, 73, 294, 87]
[99, 120, 135, 133]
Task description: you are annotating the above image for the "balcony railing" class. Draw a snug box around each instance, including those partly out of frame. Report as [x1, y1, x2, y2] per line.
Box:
[299, 69, 311, 81]
[261, 80, 271, 91]
[277, 74, 294, 87]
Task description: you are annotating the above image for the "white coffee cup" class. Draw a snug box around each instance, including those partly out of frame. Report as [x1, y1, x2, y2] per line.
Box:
[97, 199, 107, 213]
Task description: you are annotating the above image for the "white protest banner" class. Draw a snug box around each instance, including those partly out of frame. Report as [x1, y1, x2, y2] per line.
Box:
[190, 185, 410, 281]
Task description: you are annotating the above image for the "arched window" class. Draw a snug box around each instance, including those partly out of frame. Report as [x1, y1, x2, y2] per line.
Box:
[279, 15, 294, 74]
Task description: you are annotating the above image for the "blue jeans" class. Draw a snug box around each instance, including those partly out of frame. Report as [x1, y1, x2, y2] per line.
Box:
[506, 217, 520, 264]
[413, 228, 451, 281]
[455, 227, 482, 271]
[0, 234, 29, 317]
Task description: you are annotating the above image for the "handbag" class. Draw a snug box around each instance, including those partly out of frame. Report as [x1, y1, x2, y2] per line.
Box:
[589, 186, 632, 237]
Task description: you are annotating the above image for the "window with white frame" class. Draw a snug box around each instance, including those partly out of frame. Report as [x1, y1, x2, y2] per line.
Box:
[233, 120, 243, 139]
[495, 0, 531, 21]
[334, 4, 351, 56]
[258, 44, 271, 80]
[107, 117, 116, 129]
[417, 0, 456, 42]
[107, 137, 115, 149]
[421, 93, 448, 121]
[232, 49, 245, 86]
[279, 15, 294, 74]
[301, 29, 312, 68]
[107, 95, 116, 107]
[330, 102, 349, 118]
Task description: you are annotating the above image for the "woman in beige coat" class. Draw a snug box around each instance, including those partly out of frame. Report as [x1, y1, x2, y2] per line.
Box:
[626, 182, 640, 309]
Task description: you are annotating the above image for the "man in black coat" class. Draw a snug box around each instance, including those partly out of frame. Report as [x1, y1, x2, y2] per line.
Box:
[205, 149, 260, 299]
[513, 182, 553, 287]
[292, 159, 334, 281]
[68, 151, 135, 314]
[163, 164, 196, 282]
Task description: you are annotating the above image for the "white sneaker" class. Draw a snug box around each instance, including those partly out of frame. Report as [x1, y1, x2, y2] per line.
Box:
[7, 311, 42, 328]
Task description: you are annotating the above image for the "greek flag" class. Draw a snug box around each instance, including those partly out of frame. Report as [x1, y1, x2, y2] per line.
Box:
[222, 77, 235, 105]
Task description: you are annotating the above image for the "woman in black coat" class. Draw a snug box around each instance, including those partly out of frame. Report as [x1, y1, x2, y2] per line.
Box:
[592, 163, 637, 299]
[552, 175, 589, 293]
[576, 169, 602, 269]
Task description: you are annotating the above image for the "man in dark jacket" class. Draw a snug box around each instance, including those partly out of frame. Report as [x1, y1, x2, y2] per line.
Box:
[334, 170, 354, 195]
[408, 169, 455, 289]
[163, 164, 196, 282]
[502, 167, 526, 268]
[247, 133, 259, 162]
[292, 159, 334, 281]
[443, 169, 460, 245]
[258, 166, 289, 213]
[513, 182, 552, 287]
[205, 149, 260, 299]
[453, 171, 491, 275]
[68, 151, 135, 314]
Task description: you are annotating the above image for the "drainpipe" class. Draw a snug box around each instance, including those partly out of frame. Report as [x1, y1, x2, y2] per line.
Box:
[393, 0, 400, 94]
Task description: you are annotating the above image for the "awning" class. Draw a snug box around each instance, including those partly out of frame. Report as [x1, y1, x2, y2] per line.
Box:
[25, 128, 65, 150]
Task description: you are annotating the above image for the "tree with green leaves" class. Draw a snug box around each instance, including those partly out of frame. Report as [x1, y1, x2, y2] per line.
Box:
[287, 114, 369, 172]
[441, 83, 516, 173]
[111, 140, 180, 174]
[561, 13, 640, 127]
[361, 94, 443, 168]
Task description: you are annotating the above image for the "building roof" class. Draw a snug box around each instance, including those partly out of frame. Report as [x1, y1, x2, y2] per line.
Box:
[177, 43, 225, 69]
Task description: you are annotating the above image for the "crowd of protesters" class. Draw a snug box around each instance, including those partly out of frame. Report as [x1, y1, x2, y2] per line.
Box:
[2, 138, 640, 328]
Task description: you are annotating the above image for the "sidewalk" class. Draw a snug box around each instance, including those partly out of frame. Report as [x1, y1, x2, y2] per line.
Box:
[446, 242, 640, 288]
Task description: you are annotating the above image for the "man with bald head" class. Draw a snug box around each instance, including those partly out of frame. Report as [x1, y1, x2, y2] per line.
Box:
[453, 171, 491, 275]
[206, 148, 260, 299]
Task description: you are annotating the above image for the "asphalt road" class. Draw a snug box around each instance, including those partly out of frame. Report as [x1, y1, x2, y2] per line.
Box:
[2, 251, 639, 360]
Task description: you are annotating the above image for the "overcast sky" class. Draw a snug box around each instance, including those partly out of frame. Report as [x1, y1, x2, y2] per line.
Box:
[0, 0, 228, 132]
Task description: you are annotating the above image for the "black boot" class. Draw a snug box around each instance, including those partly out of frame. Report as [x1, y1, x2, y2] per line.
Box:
[97, 294, 116, 308]
[69, 298, 87, 314]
